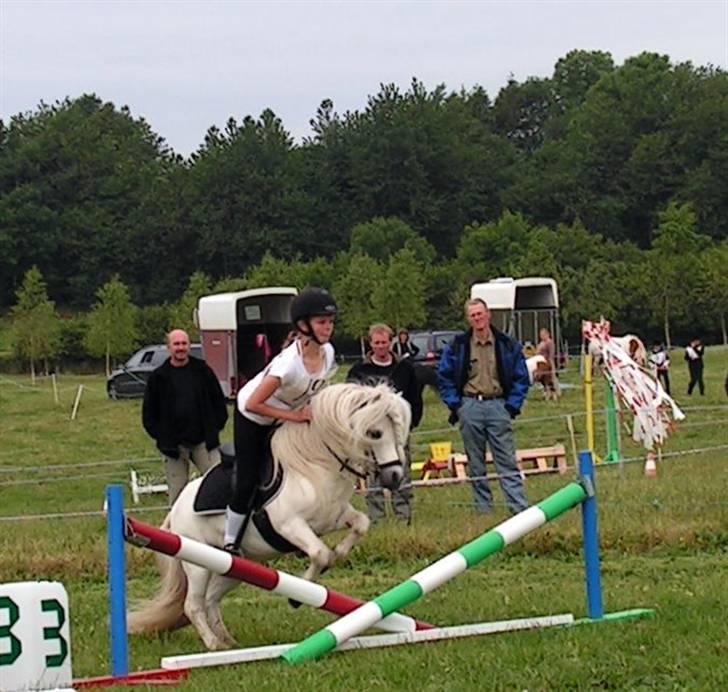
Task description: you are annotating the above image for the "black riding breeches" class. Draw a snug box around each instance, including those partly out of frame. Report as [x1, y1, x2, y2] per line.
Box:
[230, 409, 273, 513]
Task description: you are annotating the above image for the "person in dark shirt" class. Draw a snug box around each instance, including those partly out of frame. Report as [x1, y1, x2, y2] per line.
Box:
[347, 323, 423, 524]
[685, 338, 705, 396]
[142, 329, 228, 504]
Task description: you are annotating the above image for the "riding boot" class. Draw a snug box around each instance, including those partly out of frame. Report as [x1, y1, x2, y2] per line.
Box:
[223, 507, 247, 553]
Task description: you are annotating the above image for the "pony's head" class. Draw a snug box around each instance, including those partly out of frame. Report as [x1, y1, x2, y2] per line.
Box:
[310, 382, 410, 489]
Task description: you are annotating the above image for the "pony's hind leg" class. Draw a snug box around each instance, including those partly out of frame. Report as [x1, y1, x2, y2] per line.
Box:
[331, 504, 370, 561]
[182, 563, 227, 651]
[205, 575, 240, 648]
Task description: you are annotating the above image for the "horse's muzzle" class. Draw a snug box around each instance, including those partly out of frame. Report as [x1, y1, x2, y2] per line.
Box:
[378, 462, 404, 490]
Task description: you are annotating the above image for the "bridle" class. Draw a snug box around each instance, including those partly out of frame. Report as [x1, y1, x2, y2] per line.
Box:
[323, 442, 402, 481]
[323, 442, 368, 480]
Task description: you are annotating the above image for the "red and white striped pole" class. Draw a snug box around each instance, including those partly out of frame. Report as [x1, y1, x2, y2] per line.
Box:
[125, 516, 433, 633]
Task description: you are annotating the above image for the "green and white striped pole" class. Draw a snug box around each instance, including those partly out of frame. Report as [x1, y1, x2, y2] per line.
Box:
[281, 482, 587, 665]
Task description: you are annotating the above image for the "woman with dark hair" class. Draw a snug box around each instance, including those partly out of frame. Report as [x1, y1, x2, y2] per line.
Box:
[392, 329, 419, 360]
[649, 341, 671, 395]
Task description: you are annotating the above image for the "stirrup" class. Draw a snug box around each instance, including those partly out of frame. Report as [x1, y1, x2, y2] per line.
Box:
[222, 543, 241, 557]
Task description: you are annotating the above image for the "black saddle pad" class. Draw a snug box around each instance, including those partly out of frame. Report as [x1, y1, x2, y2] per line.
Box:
[193, 445, 283, 515]
[194, 464, 233, 514]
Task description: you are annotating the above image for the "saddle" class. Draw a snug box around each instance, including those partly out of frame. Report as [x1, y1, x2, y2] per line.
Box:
[193, 440, 298, 553]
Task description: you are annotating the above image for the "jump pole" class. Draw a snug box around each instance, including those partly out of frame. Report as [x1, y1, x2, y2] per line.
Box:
[122, 516, 434, 633]
[283, 451, 654, 665]
[161, 614, 575, 670]
[282, 481, 588, 664]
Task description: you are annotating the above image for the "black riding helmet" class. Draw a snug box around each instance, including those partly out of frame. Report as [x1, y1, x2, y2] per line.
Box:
[290, 287, 338, 344]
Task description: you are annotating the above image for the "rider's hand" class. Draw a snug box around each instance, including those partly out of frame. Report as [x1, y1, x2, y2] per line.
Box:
[295, 405, 313, 423]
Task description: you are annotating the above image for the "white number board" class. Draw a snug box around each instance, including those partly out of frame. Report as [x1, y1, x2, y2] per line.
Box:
[0, 581, 73, 692]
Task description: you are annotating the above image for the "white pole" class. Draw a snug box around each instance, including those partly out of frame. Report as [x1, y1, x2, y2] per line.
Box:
[70, 384, 84, 421]
[51, 373, 59, 405]
[161, 615, 575, 670]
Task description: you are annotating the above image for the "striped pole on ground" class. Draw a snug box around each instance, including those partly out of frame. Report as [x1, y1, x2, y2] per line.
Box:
[124, 516, 433, 633]
[281, 481, 588, 664]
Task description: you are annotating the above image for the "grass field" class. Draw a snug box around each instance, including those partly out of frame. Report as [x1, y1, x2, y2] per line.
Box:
[1, 349, 727, 690]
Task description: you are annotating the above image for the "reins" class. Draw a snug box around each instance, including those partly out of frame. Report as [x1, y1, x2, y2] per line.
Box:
[323, 442, 368, 480]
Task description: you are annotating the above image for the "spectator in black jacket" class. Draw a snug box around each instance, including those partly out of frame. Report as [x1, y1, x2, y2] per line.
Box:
[347, 324, 423, 524]
[142, 329, 228, 504]
[685, 338, 705, 396]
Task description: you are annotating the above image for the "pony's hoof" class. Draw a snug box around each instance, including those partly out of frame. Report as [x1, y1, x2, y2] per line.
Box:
[288, 598, 303, 609]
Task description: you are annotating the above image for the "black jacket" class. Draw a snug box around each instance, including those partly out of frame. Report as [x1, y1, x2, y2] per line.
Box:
[347, 354, 423, 429]
[142, 356, 228, 456]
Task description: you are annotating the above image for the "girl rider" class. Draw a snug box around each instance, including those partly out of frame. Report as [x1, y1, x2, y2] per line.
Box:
[223, 287, 338, 553]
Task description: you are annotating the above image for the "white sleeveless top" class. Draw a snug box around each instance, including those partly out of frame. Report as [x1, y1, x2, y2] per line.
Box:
[237, 341, 337, 425]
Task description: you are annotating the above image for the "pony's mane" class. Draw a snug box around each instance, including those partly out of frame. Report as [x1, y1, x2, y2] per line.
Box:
[271, 382, 410, 476]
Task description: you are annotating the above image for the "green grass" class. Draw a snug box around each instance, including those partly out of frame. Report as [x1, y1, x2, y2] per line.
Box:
[1, 348, 727, 690]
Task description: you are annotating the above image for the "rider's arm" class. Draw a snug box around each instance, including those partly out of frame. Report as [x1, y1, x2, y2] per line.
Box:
[244, 374, 310, 423]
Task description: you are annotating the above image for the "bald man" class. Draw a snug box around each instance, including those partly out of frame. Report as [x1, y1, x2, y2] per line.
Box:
[142, 329, 228, 504]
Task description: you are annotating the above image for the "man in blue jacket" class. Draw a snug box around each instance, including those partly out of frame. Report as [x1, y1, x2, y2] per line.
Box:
[437, 298, 529, 514]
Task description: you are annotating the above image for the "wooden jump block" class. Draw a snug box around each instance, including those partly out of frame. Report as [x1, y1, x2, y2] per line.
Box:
[450, 453, 469, 479]
[456, 444, 568, 478]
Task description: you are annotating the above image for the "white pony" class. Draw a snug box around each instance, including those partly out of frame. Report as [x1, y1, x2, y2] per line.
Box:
[128, 382, 410, 651]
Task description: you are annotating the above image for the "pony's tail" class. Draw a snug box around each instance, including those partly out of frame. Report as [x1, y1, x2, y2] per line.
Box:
[127, 514, 189, 634]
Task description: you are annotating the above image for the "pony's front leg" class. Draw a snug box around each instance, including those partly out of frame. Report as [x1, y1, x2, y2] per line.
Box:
[277, 516, 336, 583]
[331, 504, 370, 562]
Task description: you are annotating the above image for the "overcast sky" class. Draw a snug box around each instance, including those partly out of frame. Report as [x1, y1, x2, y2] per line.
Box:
[1, 0, 726, 156]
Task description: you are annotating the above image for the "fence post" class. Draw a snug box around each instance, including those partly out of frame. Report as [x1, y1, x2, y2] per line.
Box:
[106, 484, 129, 677]
[578, 450, 604, 619]
[604, 381, 620, 463]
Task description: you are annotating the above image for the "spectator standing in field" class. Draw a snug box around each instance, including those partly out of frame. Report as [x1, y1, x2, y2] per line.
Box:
[648, 342, 671, 395]
[392, 328, 420, 360]
[536, 327, 559, 399]
[142, 329, 228, 504]
[437, 298, 529, 515]
[536, 328, 555, 371]
[685, 338, 705, 396]
[347, 324, 423, 524]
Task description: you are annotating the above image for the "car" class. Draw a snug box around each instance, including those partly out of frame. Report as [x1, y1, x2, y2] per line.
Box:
[106, 343, 203, 399]
[408, 330, 463, 389]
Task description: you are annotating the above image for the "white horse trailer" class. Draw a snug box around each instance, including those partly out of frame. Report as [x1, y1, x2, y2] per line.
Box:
[470, 277, 563, 365]
[196, 287, 298, 398]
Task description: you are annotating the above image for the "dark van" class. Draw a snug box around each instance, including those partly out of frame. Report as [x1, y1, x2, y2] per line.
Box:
[408, 330, 462, 388]
[106, 344, 203, 399]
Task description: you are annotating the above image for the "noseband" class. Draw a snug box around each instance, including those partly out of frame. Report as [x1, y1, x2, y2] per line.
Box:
[323, 442, 402, 480]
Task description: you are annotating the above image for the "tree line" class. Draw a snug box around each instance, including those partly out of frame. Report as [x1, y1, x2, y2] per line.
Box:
[1, 49, 727, 365]
[7, 203, 727, 374]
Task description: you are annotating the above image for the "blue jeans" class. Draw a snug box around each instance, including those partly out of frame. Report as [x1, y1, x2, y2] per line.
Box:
[457, 397, 528, 514]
